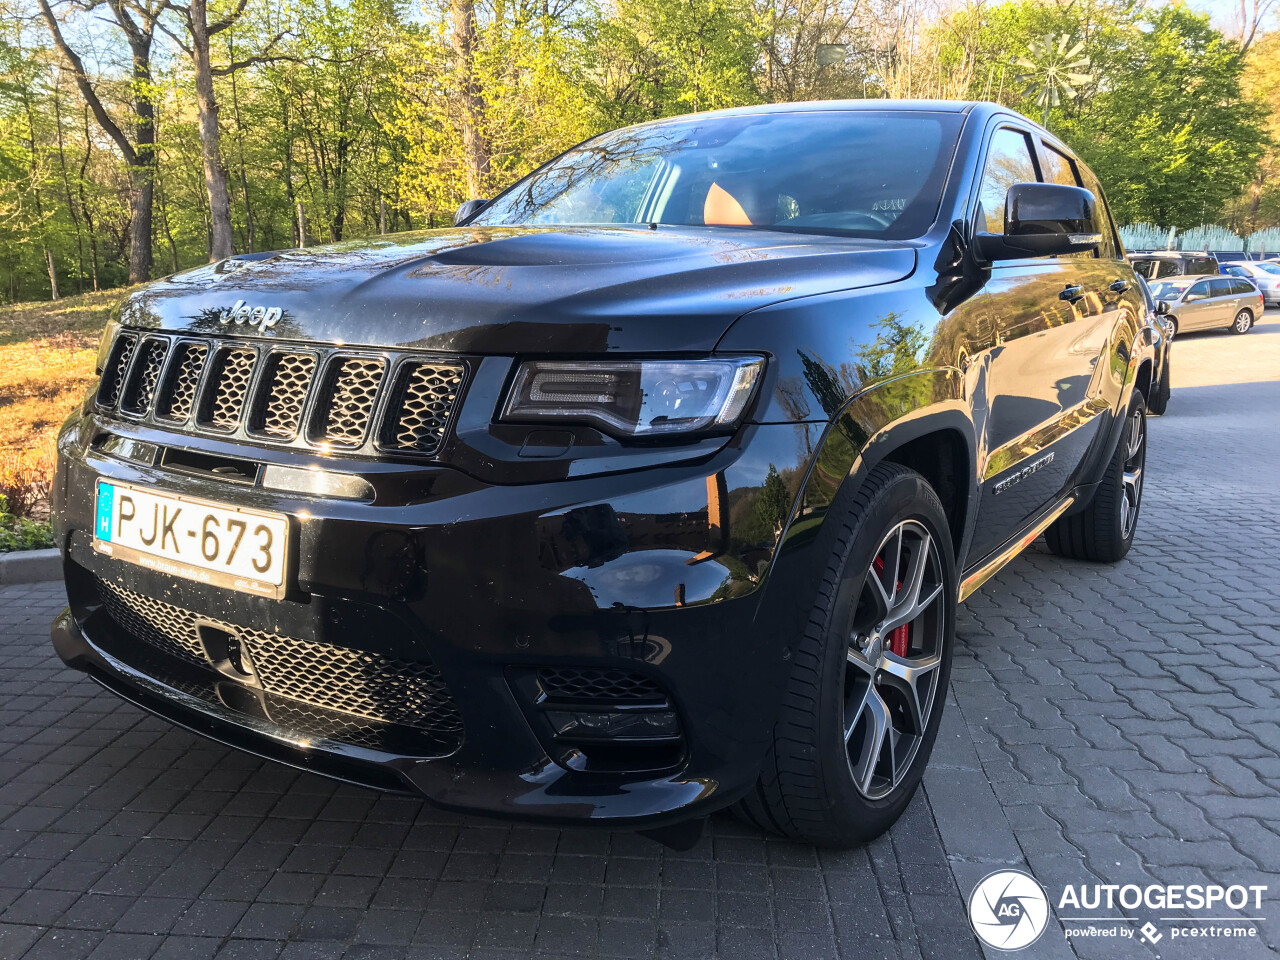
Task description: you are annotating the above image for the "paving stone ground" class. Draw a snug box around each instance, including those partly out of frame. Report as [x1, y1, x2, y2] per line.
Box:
[1, 312, 1277, 960]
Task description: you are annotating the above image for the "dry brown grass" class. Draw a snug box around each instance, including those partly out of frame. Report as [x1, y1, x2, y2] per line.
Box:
[0, 289, 125, 518]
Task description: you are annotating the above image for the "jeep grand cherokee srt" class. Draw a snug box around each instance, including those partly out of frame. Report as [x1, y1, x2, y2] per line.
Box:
[51, 101, 1157, 848]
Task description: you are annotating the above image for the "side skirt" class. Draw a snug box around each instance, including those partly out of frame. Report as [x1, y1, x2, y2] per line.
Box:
[958, 494, 1076, 602]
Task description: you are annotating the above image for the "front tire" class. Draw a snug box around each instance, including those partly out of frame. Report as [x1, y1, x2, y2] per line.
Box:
[733, 462, 955, 847]
[1045, 394, 1146, 562]
[1231, 308, 1253, 334]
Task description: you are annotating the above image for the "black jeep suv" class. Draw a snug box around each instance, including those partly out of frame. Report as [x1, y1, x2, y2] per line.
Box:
[51, 101, 1156, 847]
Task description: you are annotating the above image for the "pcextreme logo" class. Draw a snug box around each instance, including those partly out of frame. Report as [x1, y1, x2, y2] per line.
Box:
[968, 870, 1050, 951]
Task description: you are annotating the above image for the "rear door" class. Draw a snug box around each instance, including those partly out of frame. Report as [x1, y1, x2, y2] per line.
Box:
[1209, 278, 1241, 328]
[968, 126, 1106, 560]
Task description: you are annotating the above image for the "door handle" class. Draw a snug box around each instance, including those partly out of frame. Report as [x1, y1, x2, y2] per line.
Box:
[1059, 285, 1085, 303]
[1109, 279, 1131, 293]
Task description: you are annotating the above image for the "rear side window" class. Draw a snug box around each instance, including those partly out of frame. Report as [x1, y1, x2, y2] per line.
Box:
[1188, 258, 1217, 275]
[1209, 278, 1234, 297]
[1232, 278, 1256, 295]
[1074, 163, 1119, 259]
[1040, 144, 1080, 187]
[978, 128, 1040, 234]
[1155, 261, 1180, 279]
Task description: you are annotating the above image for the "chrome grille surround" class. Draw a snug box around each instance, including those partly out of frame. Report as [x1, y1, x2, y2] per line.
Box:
[97, 333, 138, 408]
[120, 338, 169, 415]
[252, 351, 315, 439]
[157, 341, 208, 422]
[202, 347, 258, 430]
[386, 361, 465, 455]
[319, 357, 385, 446]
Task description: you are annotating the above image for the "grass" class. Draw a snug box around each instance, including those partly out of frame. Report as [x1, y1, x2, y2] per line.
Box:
[0, 289, 124, 545]
[0, 289, 119, 457]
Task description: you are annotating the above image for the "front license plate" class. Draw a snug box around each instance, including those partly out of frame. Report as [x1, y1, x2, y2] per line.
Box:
[93, 481, 289, 598]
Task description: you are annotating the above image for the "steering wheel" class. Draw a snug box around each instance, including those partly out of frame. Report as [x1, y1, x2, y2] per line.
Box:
[842, 211, 892, 229]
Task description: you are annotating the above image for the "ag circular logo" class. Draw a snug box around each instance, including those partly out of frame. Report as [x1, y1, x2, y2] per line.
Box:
[968, 869, 1050, 951]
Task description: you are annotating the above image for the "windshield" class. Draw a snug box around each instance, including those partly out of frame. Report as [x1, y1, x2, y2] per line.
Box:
[1149, 280, 1192, 300]
[470, 111, 964, 239]
[1255, 262, 1280, 275]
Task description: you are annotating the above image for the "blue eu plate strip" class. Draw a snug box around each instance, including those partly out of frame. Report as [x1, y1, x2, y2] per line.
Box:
[95, 482, 114, 541]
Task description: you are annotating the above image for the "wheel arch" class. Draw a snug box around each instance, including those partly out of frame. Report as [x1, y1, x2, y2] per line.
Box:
[1134, 358, 1154, 403]
[782, 370, 979, 568]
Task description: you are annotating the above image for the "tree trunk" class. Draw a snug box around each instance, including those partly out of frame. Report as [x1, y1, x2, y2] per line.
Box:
[50, 73, 86, 293]
[78, 107, 99, 291]
[46, 250, 60, 300]
[188, 0, 235, 261]
[128, 36, 157, 283]
[157, 172, 180, 274]
[228, 39, 255, 252]
[37, 0, 155, 284]
[451, 0, 490, 198]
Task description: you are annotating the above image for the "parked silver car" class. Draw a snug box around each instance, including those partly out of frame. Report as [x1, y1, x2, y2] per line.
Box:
[1223, 261, 1280, 306]
[1150, 275, 1263, 336]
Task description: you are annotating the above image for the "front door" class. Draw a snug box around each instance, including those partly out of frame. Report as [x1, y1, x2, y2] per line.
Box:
[1177, 278, 1220, 331]
[968, 126, 1109, 561]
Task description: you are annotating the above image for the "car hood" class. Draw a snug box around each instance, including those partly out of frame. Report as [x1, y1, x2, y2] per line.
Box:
[118, 225, 917, 354]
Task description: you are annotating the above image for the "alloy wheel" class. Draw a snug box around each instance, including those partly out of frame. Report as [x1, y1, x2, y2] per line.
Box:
[1234, 310, 1252, 333]
[843, 520, 946, 800]
[1120, 404, 1145, 539]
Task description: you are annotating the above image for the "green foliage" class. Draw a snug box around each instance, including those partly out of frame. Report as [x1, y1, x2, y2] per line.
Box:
[943, 1, 1268, 227]
[1061, 7, 1268, 226]
[5, 0, 1280, 301]
[590, 0, 761, 126]
[0, 494, 54, 552]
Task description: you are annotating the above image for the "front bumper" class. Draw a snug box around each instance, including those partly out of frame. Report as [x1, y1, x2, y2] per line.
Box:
[51, 410, 821, 827]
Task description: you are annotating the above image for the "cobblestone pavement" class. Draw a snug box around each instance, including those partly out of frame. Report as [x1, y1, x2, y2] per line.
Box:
[1, 313, 1277, 960]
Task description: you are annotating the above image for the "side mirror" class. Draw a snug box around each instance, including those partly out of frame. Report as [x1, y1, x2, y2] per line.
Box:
[454, 199, 489, 226]
[975, 182, 1102, 262]
[1154, 299, 1170, 316]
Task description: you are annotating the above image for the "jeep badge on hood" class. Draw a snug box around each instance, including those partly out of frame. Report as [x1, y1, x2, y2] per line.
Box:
[219, 299, 283, 333]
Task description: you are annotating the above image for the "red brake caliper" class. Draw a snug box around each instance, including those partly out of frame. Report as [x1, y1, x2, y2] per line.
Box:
[873, 556, 910, 657]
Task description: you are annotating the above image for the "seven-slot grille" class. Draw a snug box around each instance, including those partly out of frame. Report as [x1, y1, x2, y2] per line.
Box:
[96, 331, 465, 458]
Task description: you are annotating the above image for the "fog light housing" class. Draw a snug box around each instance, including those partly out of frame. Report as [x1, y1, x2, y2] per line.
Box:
[546, 708, 680, 742]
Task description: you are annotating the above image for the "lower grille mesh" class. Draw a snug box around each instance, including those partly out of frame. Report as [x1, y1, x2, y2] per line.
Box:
[95, 579, 463, 746]
[537, 667, 666, 703]
[99, 580, 206, 665]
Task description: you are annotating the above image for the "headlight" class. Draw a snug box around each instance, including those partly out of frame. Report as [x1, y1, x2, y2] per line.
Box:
[501, 357, 764, 437]
[95, 318, 122, 373]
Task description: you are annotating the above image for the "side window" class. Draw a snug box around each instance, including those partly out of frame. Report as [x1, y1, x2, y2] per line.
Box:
[1193, 258, 1217, 274]
[1209, 278, 1234, 298]
[1074, 163, 1120, 260]
[1156, 261, 1179, 279]
[978, 128, 1040, 234]
[1040, 144, 1080, 187]
[1185, 281, 1211, 302]
[1232, 278, 1255, 295]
